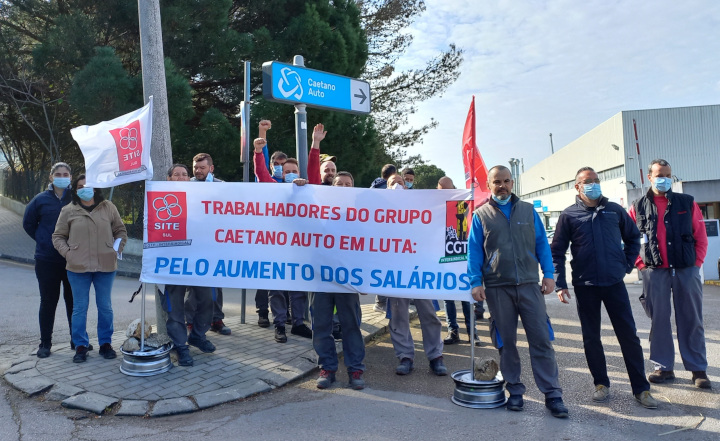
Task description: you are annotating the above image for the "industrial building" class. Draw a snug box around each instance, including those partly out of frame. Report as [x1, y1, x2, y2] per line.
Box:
[516, 104, 720, 279]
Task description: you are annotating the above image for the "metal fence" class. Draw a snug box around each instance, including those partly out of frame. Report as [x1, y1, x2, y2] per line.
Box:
[0, 166, 145, 239]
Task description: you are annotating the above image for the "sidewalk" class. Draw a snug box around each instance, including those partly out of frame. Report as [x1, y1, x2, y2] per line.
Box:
[4, 306, 394, 417]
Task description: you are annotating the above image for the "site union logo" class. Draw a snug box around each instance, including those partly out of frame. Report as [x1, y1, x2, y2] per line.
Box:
[439, 200, 474, 263]
[277, 67, 303, 99]
[144, 191, 192, 248]
[152, 194, 183, 221]
[109, 120, 143, 172]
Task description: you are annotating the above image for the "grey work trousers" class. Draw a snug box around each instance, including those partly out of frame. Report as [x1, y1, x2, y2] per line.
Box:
[163, 285, 212, 348]
[185, 287, 224, 324]
[641, 266, 707, 371]
[270, 290, 307, 328]
[485, 283, 563, 398]
[388, 298, 443, 362]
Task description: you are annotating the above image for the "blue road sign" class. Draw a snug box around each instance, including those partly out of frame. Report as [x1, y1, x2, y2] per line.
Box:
[262, 62, 371, 115]
[533, 200, 542, 208]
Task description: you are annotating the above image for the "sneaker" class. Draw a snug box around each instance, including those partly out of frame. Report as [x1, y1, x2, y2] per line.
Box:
[210, 320, 231, 335]
[443, 329, 460, 345]
[396, 358, 413, 375]
[648, 369, 675, 384]
[349, 370, 365, 390]
[70, 342, 93, 351]
[373, 302, 386, 313]
[475, 310, 485, 321]
[316, 369, 336, 389]
[37, 344, 51, 359]
[332, 329, 343, 340]
[634, 390, 658, 409]
[187, 336, 216, 353]
[275, 326, 287, 343]
[73, 346, 88, 363]
[506, 394, 524, 411]
[592, 385, 609, 402]
[691, 371, 712, 389]
[291, 323, 313, 338]
[429, 356, 448, 376]
[545, 397, 569, 418]
[176, 346, 193, 367]
[258, 311, 270, 328]
[98, 343, 117, 359]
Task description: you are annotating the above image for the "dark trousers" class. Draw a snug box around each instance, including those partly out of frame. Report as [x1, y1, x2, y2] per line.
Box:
[185, 287, 224, 324]
[270, 290, 306, 327]
[35, 260, 73, 347]
[256, 289, 269, 313]
[574, 283, 650, 395]
[164, 285, 213, 348]
[310, 292, 365, 373]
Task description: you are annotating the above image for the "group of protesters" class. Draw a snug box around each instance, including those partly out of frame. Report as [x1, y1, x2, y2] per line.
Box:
[23, 117, 710, 417]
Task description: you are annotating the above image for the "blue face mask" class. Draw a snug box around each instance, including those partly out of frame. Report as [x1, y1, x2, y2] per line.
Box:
[273, 165, 283, 178]
[284, 173, 299, 183]
[205, 172, 214, 182]
[491, 194, 510, 205]
[582, 183, 602, 200]
[76, 187, 94, 201]
[405, 181, 413, 189]
[53, 177, 71, 189]
[652, 176, 672, 193]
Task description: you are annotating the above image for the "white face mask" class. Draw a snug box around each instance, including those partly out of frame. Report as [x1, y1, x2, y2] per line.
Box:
[390, 183, 405, 190]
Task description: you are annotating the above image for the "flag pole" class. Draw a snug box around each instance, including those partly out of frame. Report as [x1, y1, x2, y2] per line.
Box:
[469, 96, 476, 376]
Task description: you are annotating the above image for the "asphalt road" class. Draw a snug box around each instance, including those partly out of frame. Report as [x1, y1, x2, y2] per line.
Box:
[1, 259, 719, 440]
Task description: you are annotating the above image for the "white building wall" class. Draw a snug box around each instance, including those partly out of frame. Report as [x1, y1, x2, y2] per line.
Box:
[621, 105, 720, 189]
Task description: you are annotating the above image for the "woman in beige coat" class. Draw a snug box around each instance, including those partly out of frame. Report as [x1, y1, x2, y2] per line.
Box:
[52, 175, 127, 363]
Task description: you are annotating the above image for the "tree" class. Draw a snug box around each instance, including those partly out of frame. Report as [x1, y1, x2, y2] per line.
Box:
[358, 0, 463, 159]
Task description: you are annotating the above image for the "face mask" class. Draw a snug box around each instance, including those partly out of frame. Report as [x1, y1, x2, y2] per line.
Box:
[491, 194, 510, 205]
[53, 177, 71, 189]
[76, 187, 94, 201]
[582, 183, 602, 200]
[390, 183, 405, 190]
[652, 176, 672, 193]
[205, 172, 214, 182]
[272, 165, 283, 178]
[405, 181, 413, 189]
[284, 173, 299, 183]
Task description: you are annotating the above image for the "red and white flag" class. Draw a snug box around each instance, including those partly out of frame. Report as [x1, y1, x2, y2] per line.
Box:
[462, 96, 489, 204]
[70, 96, 154, 188]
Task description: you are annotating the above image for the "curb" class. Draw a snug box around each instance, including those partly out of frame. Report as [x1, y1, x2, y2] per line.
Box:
[705, 279, 720, 286]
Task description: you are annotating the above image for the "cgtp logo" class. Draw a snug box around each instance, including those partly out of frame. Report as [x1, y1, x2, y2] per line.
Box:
[277, 67, 303, 99]
[440, 200, 474, 263]
[109, 120, 143, 171]
[147, 191, 187, 244]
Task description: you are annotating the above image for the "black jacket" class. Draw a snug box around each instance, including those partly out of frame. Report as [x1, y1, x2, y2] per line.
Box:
[551, 196, 641, 288]
[23, 185, 72, 263]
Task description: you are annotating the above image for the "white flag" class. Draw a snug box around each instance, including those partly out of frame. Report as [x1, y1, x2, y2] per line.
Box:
[70, 96, 154, 188]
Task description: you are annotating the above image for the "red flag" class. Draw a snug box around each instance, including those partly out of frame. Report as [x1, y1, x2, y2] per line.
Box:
[462, 96, 489, 204]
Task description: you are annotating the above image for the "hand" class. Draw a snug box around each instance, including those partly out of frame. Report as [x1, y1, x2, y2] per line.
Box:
[292, 178, 308, 186]
[540, 277, 556, 295]
[312, 123, 327, 145]
[253, 138, 266, 153]
[258, 120, 271, 138]
[471, 286, 486, 302]
[557, 289, 571, 304]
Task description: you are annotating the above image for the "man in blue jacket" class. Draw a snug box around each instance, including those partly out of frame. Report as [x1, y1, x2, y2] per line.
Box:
[468, 165, 567, 418]
[551, 166, 657, 409]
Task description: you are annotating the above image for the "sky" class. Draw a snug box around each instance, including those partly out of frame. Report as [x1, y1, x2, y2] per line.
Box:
[395, 0, 720, 185]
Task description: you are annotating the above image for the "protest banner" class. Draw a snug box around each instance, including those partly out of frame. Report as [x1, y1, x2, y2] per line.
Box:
[70, 97, 154, 188]
[140, 181, 474, 301]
